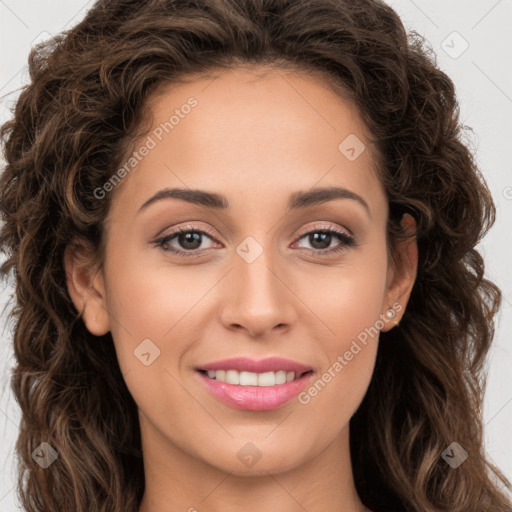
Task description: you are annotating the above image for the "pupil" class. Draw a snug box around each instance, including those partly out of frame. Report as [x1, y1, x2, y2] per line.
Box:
[310, 232, 331, 249]
[179, 232, 201, 250]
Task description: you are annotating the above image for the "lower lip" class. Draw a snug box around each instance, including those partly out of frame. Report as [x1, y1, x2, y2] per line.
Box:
[196, 371, 314, 411]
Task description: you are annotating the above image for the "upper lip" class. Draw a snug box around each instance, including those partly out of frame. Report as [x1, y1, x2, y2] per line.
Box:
[196, 357, 313, 374]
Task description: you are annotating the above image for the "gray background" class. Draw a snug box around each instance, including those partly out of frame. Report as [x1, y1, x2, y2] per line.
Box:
[1, 0, 511, 509]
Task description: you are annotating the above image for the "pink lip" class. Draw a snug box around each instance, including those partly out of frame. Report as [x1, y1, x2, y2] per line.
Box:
[196, 356, 313, 374]
[196, 370, 314, 411]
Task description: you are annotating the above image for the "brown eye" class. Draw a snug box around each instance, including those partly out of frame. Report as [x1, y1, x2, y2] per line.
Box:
[294, 227, 355, 255]
[154, 226, 219, 257]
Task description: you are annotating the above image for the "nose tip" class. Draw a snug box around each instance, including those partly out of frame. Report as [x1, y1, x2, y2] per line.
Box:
[232, 322, 286, 339]
[219, 258, 296, 338]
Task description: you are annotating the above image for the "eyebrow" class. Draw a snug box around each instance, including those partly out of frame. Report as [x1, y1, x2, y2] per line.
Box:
[138, 186, 371, 217]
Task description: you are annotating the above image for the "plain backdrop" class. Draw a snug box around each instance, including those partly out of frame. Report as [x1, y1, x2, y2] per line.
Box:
[1, 0, 511, 509]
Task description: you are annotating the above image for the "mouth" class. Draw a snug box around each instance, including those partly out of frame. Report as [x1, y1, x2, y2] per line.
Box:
[196, 368, 314, 386]
[195, 368, 315, 411]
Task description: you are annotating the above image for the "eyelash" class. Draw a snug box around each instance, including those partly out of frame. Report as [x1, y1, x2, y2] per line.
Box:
[153, 224, 356, 258]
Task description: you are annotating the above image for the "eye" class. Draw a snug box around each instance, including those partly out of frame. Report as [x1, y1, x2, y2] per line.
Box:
[152, 223, 356, 258]
[153, 225, 219, 257]
[292, 225, 356, 255]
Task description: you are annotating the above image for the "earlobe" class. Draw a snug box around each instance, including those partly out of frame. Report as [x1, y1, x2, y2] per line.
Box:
[381, 213, 418, 332]
[64, 243, 110, 336]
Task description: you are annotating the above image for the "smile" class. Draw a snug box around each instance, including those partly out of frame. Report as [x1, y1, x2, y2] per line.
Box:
[198, 369, 311, 386]
[196, 369, 315, 411]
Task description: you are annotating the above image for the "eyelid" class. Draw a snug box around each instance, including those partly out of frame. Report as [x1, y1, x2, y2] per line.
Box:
[154, 222, 218, 240]
[157, 221, 351, 240]
[294, 222, 352, 240]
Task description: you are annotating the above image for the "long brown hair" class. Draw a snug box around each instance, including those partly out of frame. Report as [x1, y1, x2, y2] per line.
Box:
[1, 0, 510, 511]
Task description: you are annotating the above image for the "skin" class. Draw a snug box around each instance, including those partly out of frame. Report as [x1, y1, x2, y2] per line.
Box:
[65, 65, 417, 512]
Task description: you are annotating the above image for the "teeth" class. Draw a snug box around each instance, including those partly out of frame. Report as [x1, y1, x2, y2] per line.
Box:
[204, 369, 302, 386]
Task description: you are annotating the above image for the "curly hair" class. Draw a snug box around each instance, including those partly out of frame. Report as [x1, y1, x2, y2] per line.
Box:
[1, 0, 511, 511]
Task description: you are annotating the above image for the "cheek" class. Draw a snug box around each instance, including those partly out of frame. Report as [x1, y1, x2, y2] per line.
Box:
[293, 245, 388, 416]
[103, 254, 207, 426]
[294, 243, 389, 350]
[103, 245, 237, 389]
[102, 246, 203, 367]
[296, 284, 385, 432]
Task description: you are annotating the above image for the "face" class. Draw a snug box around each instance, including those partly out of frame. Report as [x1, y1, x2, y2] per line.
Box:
[66, 66, 417, 477]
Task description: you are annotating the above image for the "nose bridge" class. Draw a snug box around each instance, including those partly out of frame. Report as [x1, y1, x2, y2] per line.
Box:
[235, 240, 285, 309]
[220, 236, 296, 335]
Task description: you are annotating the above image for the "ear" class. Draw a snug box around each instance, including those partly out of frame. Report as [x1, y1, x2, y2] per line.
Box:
[380, 213, 418, 332]
[64, 241, 110, 336]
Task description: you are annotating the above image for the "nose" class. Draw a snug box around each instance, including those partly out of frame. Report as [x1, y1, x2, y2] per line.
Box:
[219, 249, 297, 338]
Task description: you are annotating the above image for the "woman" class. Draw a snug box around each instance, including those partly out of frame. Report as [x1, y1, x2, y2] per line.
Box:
[1, 0, 510, 511]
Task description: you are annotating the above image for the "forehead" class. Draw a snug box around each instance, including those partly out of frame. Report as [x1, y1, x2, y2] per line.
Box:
[108, 65, 387, 223]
